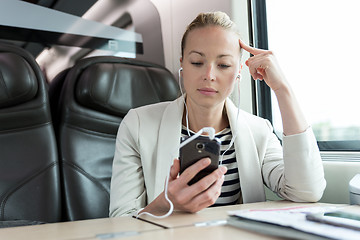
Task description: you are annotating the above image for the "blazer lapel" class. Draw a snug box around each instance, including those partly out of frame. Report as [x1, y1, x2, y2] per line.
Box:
[153, 97, 184, 196]
[225, 99, 266, 203]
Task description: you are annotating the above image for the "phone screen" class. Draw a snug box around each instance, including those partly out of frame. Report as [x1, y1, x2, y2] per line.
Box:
[179, 135, 220, 185]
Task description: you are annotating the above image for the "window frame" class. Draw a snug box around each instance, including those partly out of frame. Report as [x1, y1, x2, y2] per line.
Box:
[248, 0, 360, 151]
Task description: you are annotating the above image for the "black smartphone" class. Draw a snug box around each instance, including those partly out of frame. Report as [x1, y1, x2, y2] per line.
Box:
[179, 135, 221, 185]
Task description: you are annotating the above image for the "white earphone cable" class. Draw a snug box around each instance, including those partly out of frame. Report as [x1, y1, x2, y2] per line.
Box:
[136, 70, 242, 219]
[178, 68, 190, 136]
[136, 126, 215, 219]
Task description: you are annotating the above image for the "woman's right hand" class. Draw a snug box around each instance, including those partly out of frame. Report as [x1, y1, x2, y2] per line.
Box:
[166, 158, 227, 213]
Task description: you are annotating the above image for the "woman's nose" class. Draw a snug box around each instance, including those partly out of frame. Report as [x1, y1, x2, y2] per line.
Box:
[204, 65, 215, 81]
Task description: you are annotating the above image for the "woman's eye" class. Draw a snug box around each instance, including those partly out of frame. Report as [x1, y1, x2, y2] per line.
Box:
[219, 64, 231, 69]
[191, 62, 203, 66]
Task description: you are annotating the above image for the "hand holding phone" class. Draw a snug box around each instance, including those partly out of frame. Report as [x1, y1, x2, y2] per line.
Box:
[179, 135, 221, 185]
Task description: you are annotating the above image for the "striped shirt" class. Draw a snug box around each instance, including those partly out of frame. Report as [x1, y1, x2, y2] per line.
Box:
[181, 126, 242, 207]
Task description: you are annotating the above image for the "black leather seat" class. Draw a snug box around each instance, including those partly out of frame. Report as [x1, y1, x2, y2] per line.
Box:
[51, 56, 179, 221]
[0, 43, 61, 224]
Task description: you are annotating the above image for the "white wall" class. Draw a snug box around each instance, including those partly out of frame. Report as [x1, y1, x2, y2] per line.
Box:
[149, 0, 253, 113]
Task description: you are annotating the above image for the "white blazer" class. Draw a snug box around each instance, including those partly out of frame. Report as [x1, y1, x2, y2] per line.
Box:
[109, 96, 326, 217]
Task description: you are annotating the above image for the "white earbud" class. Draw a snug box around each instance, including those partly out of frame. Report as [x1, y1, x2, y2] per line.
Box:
[178, 68, 183, 79]
[178, 68, 183, 85]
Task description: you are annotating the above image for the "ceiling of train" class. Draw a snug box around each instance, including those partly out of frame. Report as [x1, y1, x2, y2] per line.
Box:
[2, 0, 98, 57]
[1, 0, 163, 71]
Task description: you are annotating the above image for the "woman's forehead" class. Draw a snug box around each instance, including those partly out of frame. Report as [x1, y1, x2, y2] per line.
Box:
[184, 26, 240, 57]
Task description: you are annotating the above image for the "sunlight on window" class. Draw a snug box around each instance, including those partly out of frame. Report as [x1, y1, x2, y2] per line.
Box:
[266, 0, 360, 141]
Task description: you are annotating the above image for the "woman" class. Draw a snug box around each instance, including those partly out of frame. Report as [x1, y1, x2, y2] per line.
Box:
[109, 11, 326, 217]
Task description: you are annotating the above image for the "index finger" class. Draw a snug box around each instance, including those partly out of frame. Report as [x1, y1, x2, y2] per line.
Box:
[170, 159, 181, 179]
[239, 39, 267, 55]
[180, 158, 211, 184]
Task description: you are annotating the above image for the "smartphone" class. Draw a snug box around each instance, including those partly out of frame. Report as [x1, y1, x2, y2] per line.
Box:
[179, 135, 221, 185]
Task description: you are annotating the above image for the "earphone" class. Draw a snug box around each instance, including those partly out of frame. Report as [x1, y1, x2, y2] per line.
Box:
[178, 67, 190, 136]
[135, 67, 241, 219]
[179, 66, 241, 160]
[135, 126, 215, 219]
[179, 127, 215, 148]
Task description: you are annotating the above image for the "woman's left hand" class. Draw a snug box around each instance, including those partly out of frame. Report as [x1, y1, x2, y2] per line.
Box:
[240, 39, 309, 135]
[239, 39, 288, 93]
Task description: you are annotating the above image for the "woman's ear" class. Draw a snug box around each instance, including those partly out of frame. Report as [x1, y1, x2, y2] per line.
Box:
[236, 66, 242, 80]
[179, 57, 184, 72]
[237, 68, 242, 82]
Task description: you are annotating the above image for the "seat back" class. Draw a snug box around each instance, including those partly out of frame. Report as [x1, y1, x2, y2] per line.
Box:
[52, 56, 179, 221]
[0, 43, 61, 223]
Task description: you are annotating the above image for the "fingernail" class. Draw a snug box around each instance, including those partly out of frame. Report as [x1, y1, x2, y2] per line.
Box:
[203, 158, 211, 165]
[220, 166, 227, 174]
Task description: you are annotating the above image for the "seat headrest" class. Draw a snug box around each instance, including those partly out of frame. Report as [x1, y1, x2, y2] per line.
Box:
[0, 52, 38, 108]
[75, 62, 172, 116]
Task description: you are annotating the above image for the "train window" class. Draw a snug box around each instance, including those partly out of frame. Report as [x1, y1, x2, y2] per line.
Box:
[254, 0, 360, 151]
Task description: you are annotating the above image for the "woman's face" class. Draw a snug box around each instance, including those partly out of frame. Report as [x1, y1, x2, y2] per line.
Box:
[181, 26, 241, 110]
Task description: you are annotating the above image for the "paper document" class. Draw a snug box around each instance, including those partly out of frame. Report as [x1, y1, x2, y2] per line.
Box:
[228, 206, 360, 240]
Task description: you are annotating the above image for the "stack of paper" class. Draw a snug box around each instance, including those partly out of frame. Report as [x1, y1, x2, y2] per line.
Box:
[228, 206, 360, 240]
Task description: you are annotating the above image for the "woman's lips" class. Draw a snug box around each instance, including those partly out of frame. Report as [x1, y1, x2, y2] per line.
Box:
[198, 88, 218, 96]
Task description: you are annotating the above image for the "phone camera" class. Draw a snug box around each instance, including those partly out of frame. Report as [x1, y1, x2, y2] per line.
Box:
[196, 143, 205, 150]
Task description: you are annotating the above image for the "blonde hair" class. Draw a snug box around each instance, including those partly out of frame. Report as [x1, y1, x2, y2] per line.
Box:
[181, 11, 241, 57]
